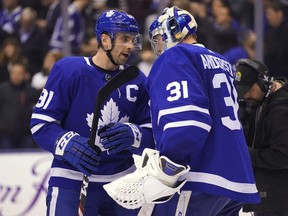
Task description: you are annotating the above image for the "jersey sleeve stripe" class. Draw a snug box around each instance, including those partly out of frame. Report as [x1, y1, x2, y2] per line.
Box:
[50, 165, 136, 182]
[31, 113, 58, 122]
[139, 123, 152, 128]
[179, 171, 258, 194]
[163, 120, 211, 132]
[31, 123, 46, 134]
[158, 105, 209, 125]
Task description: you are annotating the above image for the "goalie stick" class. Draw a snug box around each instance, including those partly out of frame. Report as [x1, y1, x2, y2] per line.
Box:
[78, 65, 140, 216]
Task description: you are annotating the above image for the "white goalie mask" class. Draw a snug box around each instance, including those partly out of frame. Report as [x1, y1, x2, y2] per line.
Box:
[157, 6, 198, 51]
[149, 16, 164, 56]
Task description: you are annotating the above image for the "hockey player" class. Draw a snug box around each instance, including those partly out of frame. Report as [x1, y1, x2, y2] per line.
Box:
[102, 6, 260, 215]
[30, 10, 154, 216]
[144, 7, 260, 215]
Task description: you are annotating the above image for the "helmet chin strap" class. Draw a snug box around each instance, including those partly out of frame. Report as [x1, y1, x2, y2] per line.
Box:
[102, 36, 118, 66]
[105, 49, 118, 66]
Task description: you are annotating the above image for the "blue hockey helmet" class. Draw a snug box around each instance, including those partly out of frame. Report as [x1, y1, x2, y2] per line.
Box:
[158, 6, 198, 50]
[95, 10, 142, 50]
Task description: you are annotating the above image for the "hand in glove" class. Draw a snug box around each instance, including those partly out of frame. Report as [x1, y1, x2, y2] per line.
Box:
[103, 148, 190, 209]
[98, 122, 142, 154]
[54, 131, 101, 176]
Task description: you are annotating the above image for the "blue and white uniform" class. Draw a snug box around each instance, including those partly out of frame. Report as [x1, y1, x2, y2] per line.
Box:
[146, 43, 260, 204]
[30, 56, 154, 215]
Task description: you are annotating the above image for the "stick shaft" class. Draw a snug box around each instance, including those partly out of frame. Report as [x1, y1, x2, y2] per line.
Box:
[77, 66, 139, 215]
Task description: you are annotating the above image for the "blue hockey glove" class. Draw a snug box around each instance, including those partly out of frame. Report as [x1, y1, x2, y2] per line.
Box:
[98, 122, 142, 155]
[54, 131, 101, 176]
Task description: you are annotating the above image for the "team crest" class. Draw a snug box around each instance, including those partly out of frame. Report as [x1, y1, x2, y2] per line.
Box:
[86, 98, 130, 150]
[106, 10, 114, 17]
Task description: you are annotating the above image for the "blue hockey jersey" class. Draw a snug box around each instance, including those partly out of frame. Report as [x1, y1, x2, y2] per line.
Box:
[30, 56, 154, 190]
[146, 43, 260, 204]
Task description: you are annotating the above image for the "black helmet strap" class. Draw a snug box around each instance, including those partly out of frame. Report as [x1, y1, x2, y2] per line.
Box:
[100, 33, 118, 66]
[105, 49, 118, 66]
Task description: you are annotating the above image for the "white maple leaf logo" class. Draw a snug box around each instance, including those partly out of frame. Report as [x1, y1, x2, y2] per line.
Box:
[106, 10, 114, 17]
[86, 98, 130, 150]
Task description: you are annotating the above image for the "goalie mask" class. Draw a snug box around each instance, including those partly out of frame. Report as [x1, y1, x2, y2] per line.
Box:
[149, 16, 164, 56]
[157, 6, 198, 51]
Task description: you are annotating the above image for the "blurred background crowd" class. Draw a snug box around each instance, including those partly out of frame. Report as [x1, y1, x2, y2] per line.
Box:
[0, 0, 287, 150]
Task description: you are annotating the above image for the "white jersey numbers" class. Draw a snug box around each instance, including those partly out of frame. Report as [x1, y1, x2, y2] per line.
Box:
[166, 81, 188, 102]
[213, 74, 241, 130]
[36, 85, 139, 111]
[166, 75, 240, 131]
[35, 89, 54, 109]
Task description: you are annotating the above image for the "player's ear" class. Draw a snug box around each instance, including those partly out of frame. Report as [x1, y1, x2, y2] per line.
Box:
[101, 33, 112, 50]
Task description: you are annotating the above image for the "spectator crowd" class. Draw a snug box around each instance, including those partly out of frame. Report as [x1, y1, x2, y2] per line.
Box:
[0, 0, 287, 149]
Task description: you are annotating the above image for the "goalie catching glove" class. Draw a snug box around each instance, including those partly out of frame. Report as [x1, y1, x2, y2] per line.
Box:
[54, 131, 101, 176]
[98, 122, 142, 154]
[103, 148, 190, 209]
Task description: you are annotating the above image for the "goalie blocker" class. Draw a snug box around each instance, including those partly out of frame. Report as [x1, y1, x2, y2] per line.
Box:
[103, 148, 190, 209]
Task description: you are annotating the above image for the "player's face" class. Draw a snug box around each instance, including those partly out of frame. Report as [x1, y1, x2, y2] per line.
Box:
[111, 33, 141, 65]
[243, 83, 265, 104]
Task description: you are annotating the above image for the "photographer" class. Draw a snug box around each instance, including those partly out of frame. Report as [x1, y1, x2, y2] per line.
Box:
[235, 58, 288, 216]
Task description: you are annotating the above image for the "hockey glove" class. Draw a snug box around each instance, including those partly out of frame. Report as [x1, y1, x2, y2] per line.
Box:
[54, 131, 101, 176]
[98, 122, 142, 154]
[103, 148, 190, 209]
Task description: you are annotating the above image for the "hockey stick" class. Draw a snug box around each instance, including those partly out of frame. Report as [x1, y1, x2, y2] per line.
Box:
[78, 65, 140, 216]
